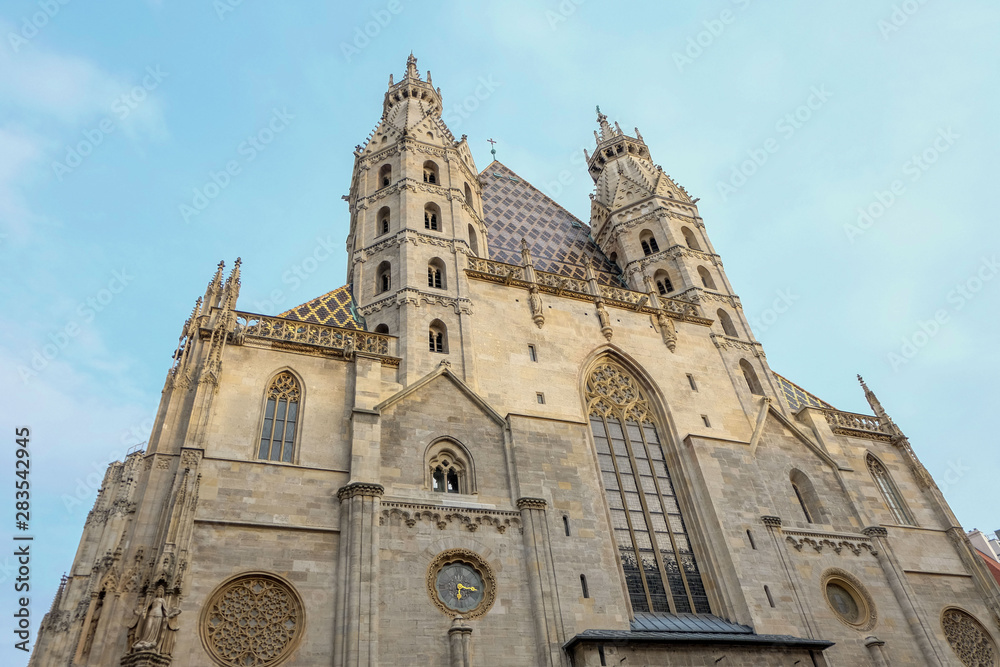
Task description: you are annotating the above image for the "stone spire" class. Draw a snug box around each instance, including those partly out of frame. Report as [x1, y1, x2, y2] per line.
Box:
[404, 52, 420, 81]
[858, 375, 900, 435]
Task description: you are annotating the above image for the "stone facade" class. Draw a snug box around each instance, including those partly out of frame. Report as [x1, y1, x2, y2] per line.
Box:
[32, 55, 1000, 667]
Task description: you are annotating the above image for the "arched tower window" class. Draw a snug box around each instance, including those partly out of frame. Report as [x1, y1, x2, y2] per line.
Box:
[468, 224, 479, 257]
[377, 206, 390, 236]
[717, 309, 737, 337]
[378, 163, 392, 188]
[424, 203, 440, 231]
[429, 319, 447, 353]
[654, 270, 673, 296]
[698, 266, 716, 289]
[640, 230, 660, 256]
[426, 440, 474, 494]
[789, 469, 823, 524]
[586, 361, 711, 614]
[427, 257, 446, 289]
[682, 227, 701, 251]
[464, 182, 473, 205]
[739, 359, 764, 395]
[867, 454, 914, 525]
[374, 323, 389, 334]
[376, 261, 391, 294]
[422, 160, 439, 184]
[258, 372, 300, 463]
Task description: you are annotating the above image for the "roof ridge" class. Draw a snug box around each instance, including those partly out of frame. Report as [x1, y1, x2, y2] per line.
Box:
[772, 371, 835, 410]
[481, 160, 591, 231]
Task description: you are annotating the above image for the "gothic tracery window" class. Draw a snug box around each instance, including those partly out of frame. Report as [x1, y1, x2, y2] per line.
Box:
[424, 203, 440, 231]
[586, 361, 711, 615]
[867, 454, 914, 525]
[427, 441, 473, 494]
[258, 372, 300, 463]
[942, 607, 998, 667]
[429, 320, 447, 353]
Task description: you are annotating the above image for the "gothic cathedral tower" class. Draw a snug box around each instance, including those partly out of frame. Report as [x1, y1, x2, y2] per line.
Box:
[587, 108, 774, 415]
[347, 54, 486, 384]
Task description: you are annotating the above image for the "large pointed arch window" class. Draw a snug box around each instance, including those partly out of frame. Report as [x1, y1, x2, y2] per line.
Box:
[587, 362, 711, 615]
[867, 454, 914, 525]
[258, 372, 300, 463]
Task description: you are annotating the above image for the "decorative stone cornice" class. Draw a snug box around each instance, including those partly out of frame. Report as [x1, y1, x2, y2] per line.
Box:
[516, 497, 547, 510]
[711, 333, 766, 359]
[337, 482, 385, 500]
[761, 515, 782, 528]
[784, 529, 878, 557]
[862, 526, 889, 538]
[381, 502, 521, 534]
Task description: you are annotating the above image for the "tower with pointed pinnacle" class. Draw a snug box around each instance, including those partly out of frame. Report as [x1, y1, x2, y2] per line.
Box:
[345, 54, 487, 383]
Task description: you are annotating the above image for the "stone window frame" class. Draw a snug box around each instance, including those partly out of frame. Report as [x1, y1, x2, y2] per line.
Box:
[941, 606, 999, 667]
[821, 568, 877, 631]
[254, 369, 305, 465]
[424, 438, 477, 495]
[866, 453, 915, 526]
[583, 358, 712, 616]
[199, 571, 306, 667]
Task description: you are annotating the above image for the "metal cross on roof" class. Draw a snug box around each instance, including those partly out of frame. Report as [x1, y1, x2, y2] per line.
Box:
[487, 138, 497, 158]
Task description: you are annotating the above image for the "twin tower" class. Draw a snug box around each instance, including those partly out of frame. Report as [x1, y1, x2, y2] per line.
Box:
[349, 54, 754, 387]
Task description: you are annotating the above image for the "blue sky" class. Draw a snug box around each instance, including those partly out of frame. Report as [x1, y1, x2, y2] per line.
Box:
[1, 1, 998, 661]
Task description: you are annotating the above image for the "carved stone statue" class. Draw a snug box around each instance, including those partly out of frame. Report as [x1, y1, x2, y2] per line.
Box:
[528, 285, 544, 328]
[596, 302, 613, 341]
[342, 334, 356, 360]
[128, 586, 180, 654]
[657, 310, 677, 352]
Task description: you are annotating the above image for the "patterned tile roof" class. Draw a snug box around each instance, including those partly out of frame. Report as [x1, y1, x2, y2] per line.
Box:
[280, 284, 364, 329]
[479, 161, 627, 287]
[773, 372, 834, 411]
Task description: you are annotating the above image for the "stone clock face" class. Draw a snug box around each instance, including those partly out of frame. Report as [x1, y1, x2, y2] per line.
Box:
[435, 562, 484, 613]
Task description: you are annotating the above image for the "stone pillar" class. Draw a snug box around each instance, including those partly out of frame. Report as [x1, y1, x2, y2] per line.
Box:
[447, 616, 473, 667]
[517, 497, 569, 667]
[335, 483, 384, 667]
[761, 516, 818, 639]
[862, 527, 944, 666]
[864, 636, 889, 667]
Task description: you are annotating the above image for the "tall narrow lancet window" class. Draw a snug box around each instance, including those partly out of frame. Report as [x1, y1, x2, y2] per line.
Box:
[867, 454, 914, 525]
[586, 361, 711, 615]
[258, 372, 300, 463]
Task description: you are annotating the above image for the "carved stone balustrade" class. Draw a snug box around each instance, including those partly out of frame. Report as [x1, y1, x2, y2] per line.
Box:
[823, 409, 894, 442]
[231, 312, 397, 363]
